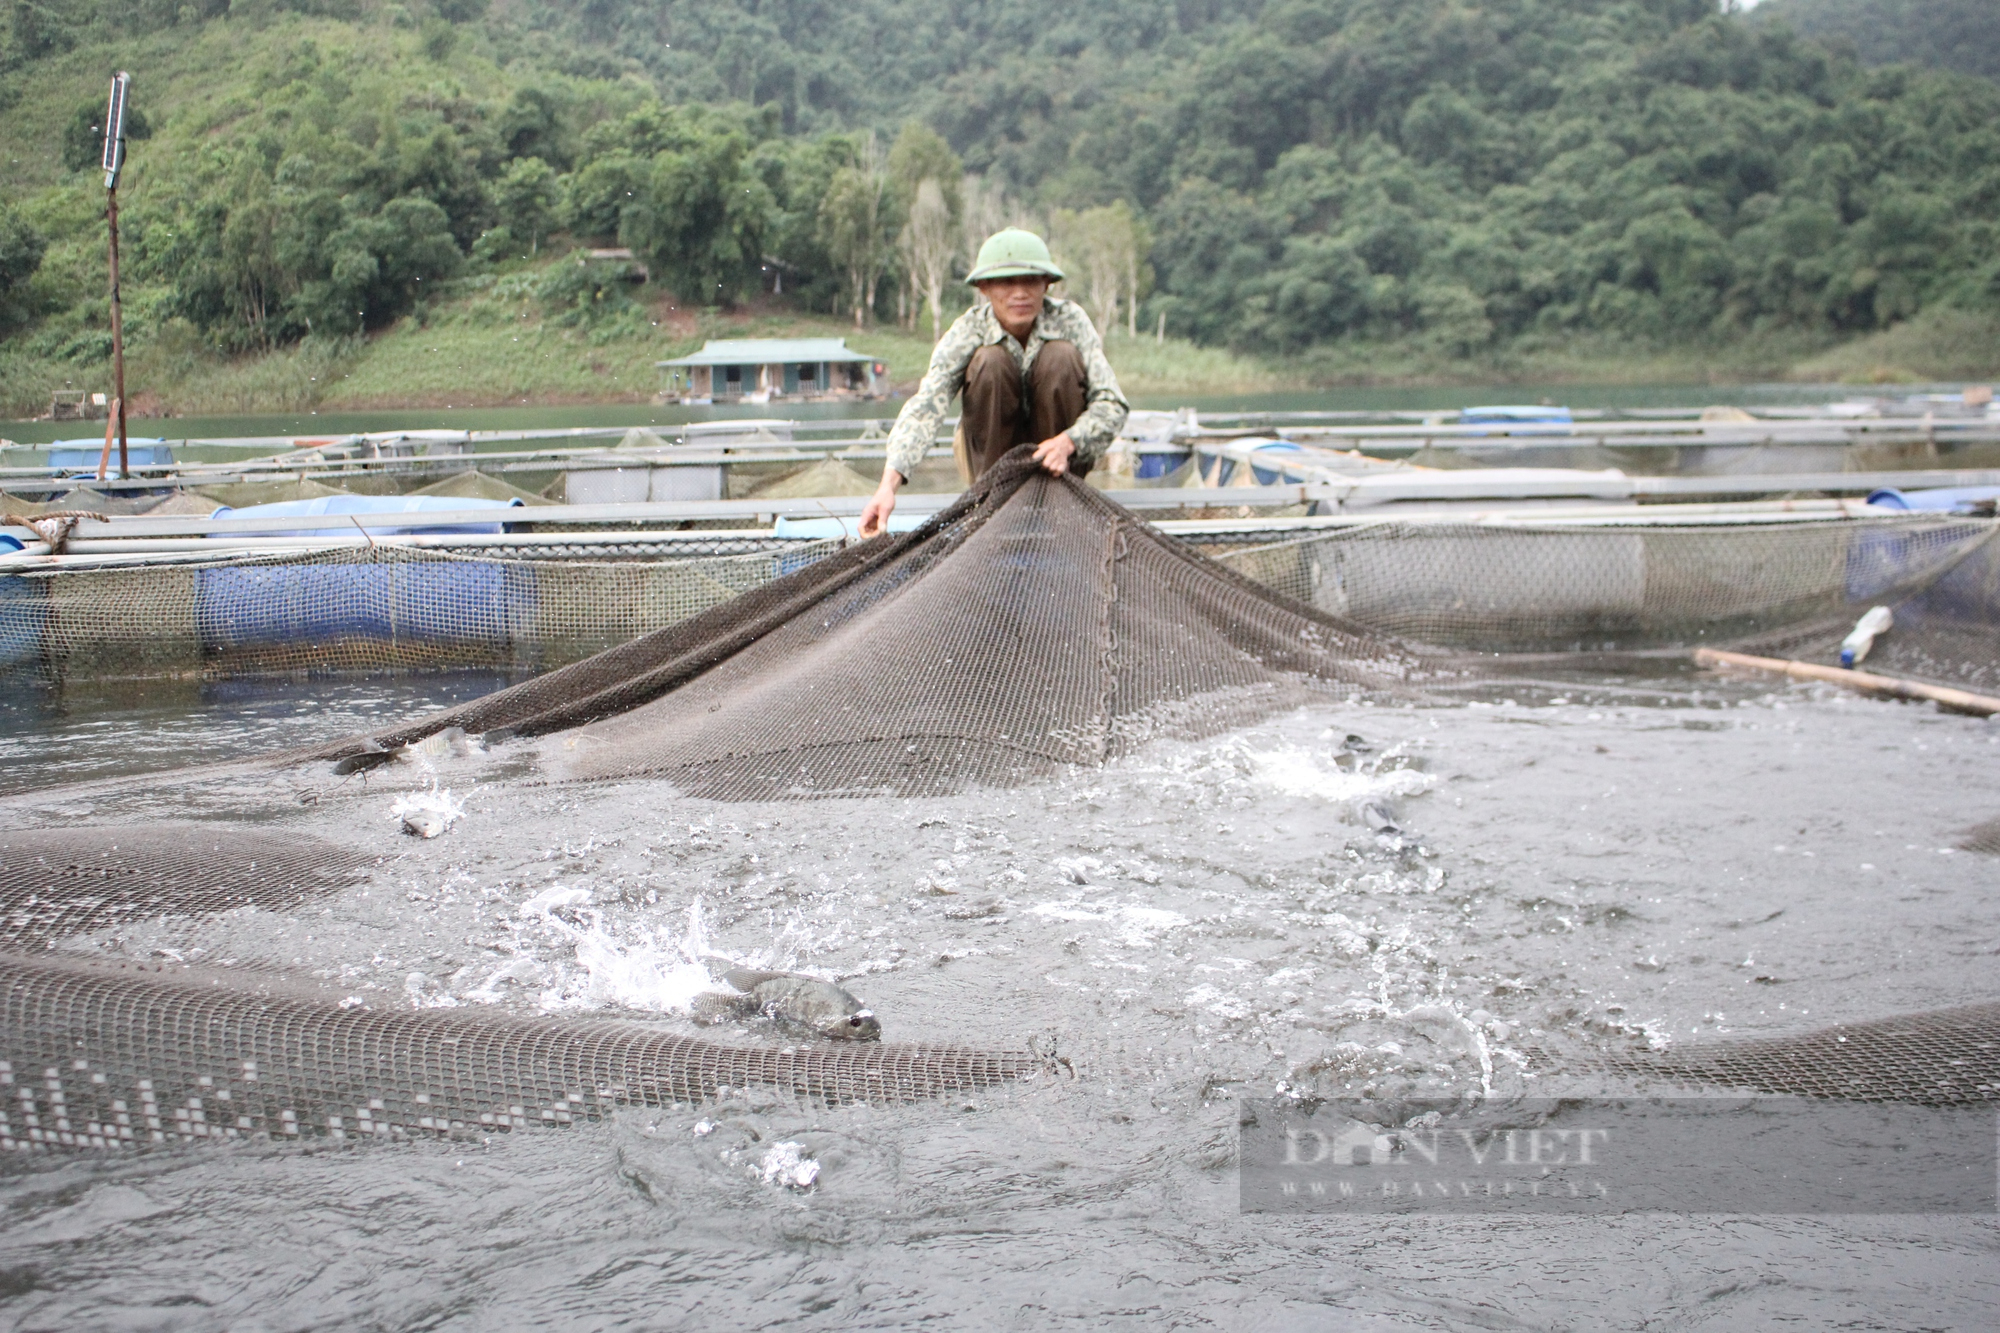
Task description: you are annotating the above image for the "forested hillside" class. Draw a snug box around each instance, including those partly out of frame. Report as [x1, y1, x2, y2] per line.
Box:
[1750, 0, 2000, 83]
[2, 0, 1996, 414]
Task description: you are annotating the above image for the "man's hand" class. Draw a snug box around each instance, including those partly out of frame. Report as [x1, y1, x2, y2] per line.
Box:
[1032, 431, 1076, 476]
[858, 470, 903, 538]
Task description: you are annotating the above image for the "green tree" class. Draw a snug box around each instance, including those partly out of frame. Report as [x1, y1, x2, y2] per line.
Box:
[495, 156, 558, 253]
[562, 152, 645, 243]
[818, 133, 894, 326]
[615, 113, 774, 306]
[898, 178, 957, 341]
[0, 206, 45, 332]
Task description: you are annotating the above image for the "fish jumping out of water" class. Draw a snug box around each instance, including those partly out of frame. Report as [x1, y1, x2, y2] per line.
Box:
[692, 967, 881, 1041]
[334, 727, 483, 776]
[399, 726, 481, 764]
[392, 787, 464, 838]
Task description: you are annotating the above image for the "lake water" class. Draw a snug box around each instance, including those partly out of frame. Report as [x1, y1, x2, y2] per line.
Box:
[0, 666, 1994, 1329]
[0, 381, 1929, 446]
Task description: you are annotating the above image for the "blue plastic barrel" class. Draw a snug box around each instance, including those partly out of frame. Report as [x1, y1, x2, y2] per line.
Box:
[1248, 442, 1303, 485]
[1135, 448, 1190, 479]
[1866, 486, 2000, 514]
[0, 577, 46, 668]
[195, 560, 533, 650]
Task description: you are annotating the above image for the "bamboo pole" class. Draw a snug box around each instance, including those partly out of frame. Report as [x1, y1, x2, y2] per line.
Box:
[107, 183, 128, 480]
[1693, 647, 2000, 718]
[95, 400, 119, 482]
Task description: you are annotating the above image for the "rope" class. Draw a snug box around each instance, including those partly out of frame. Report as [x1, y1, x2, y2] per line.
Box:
[2, 511, 110, 555]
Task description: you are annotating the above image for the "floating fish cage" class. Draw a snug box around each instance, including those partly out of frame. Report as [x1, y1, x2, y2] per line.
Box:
[0, 498, 1994, 694]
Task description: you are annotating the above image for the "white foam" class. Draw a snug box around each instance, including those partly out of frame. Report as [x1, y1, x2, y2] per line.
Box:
[1246, 746, 1435, 803]
[757, 1141, 820, 1190]
[1030, 900, 1188, 947]
[567, 922, 715, 1014]
[526, 897, 724, 1016]
[391, 785, 464, 838]
[517, 885, 593, 919]
[1184, 983, 1254, 1020]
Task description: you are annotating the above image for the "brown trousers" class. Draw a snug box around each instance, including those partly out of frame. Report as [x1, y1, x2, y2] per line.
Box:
[957, 340, 1089, 482]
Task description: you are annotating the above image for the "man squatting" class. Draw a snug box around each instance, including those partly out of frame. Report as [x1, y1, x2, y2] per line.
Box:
[857, 228, 1130, 538]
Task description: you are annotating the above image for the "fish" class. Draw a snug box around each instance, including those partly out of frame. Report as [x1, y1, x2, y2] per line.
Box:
[391, 787, 464, 839]
[1360, 801, 1400, 834]
[401, 807, 449, 839]
[696, 967, 881, 1041]
[399, 726, 481, 763]
[333, 727, 482, 778]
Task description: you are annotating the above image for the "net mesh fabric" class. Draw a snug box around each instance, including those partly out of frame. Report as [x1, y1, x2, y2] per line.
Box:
[1730, 519, 2000, 692]
[0, 954, 1044, 1153]
[0, 450, 1995, 1149]
[307, 452, 1446, 798]
[1214, 515, 1998, 670]
[0, 826, 370, 949]
[0, 539, 839, 681]
[1586, 1003, 2000, 1106]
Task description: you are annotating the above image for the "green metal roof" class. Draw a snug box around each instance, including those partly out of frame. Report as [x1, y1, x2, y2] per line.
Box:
[656, 338, 875, 368]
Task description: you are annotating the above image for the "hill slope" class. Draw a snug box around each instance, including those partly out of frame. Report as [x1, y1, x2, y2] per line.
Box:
[2, 0, 1997, 417]
[1750, 0, 2000, 82]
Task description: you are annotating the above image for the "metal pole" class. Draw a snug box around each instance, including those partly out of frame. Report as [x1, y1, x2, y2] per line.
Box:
[107, 184, 128, 480]
[101, 71, 132, 480]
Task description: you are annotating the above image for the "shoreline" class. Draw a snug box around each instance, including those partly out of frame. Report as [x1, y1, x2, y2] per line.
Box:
[5, 303, 1994, 431]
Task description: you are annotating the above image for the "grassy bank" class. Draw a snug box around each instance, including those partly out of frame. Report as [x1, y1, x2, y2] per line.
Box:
[5, 260, 1995, 425]
[0, 249, 1297, 420]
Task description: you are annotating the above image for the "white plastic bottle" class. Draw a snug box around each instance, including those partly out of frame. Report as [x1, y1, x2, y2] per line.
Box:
[1840, 606, 1893, 668]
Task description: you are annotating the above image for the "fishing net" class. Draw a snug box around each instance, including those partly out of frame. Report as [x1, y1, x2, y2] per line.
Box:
[302, 451, 1446, 799]
[1730, 517, 2000, 692]
[0, 953, 1046, 1152]
[1213, 514, 1999, 671]
[0, 537, 839, 681]
[0, 826, 370, 949]
[1587, 1002, 2000, 1106]
[1, 448, 1995, 1153]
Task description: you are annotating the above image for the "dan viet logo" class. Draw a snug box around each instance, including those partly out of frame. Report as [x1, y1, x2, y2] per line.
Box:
[1239, 1098, 1998, 1215]
[1272, 1115, 1611, 1201]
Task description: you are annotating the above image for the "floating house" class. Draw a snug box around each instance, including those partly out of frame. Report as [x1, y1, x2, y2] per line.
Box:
[656, 338, 885, 404]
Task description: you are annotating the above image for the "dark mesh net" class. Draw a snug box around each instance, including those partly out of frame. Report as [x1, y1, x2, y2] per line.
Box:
[0, 826, 370, 949]
[0, 954, 1045, 1152]
[1585, 1003, 2000, 1106]
[2, 450, 1994, 1152]
[1215, 513, 1997, 666]
[0, 538, 837, 682]
[1956, 817, 2000, 856]
[306, 453, 1447, 798]
[1731, 520, 2000, 692]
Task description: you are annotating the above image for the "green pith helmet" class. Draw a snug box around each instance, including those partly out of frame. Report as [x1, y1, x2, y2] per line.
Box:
[965, 228, 1064, 284]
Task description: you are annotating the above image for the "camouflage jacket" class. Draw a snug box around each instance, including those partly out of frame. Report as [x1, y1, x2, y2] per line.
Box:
[883, 295, 1129, 481]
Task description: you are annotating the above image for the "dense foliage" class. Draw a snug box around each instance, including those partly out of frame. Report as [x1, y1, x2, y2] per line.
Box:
[1751, 0, 2000, 83]
[2, 0, 1996, 369]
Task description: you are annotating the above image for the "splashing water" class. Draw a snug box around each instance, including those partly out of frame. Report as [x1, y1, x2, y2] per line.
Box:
[516, 894, 724, 1015]
[390, 784, 465, 839]
[756, 1141, 820, 1190]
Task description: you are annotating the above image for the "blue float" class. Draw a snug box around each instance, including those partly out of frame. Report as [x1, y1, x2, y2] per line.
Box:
[44, 439, 173, 470]
[209, 494, 524, 537]
[1865, 486, 2000, 515]
[1134, 448, 1189, 480]
[195, 560, 533, 650]
[1247, 442, 1304, 485]
[0, 577, 47, 668]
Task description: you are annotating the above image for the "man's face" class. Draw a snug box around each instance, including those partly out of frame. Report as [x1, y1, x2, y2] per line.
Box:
[976, 275, 1051, 331]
